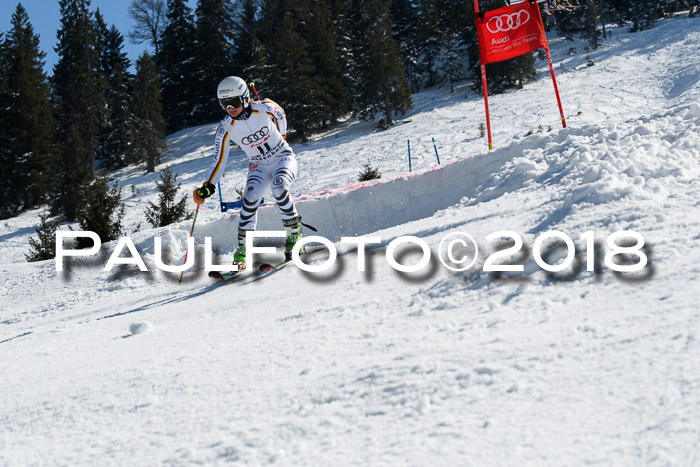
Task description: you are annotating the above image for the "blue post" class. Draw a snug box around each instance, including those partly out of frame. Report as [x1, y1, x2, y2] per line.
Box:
[407, 139, 412, 172]
[432, 137, 441, 165]
[218, 181, 263, 212]
[217, 182, 225, 212]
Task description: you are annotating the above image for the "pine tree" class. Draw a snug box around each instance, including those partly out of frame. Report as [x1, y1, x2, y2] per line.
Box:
[95, 10, 134, 169]
[606, 0, 661, 30]
[192, 0, 236, 124]
[26, 211, 59, 262]
[442, 36, 462, 93]
[554, 4, 585, 39]
[438, 0, 471, 37]
[344, 0, 368, 115]
[76, 176, 125, 248]
[605, 0, 628, 26]
[144, 167, 193, 227]
[0, 5, 57, 219]
[490, 52, 537, 93]
[329, 0, 358, 114]
[307, 0, 350, 126]
[0, 31, 8, 215]
[131, 52, 166, 173]
[689, 0, 700, 17]
[51, 125, 93, 221]
[418, 0, 442, 88]
[231, 0, 267, 86]
[158, 0, 197, 131]
[583, 0, 602, 49]
[249, 0, 354, 137]
[391, 0, 421, 93]
[436, 0, 470, 90]
[629, 0, 657, 31]
[53, 0, 103, 175]
[354, 0, 412, 127]
[264, 11, 324, 140]
[358, 161, 382, 181]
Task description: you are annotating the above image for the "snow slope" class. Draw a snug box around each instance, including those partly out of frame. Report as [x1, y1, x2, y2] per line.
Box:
[1, 17, 700, 466]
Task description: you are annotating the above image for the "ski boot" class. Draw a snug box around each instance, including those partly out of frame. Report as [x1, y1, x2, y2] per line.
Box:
[283, 216, 304, 261]
[233, 228, 248, 270]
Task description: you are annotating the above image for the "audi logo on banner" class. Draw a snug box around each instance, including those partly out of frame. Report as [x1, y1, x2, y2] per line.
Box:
[486, 9, 530, 33]
[242, 127, 269, 145]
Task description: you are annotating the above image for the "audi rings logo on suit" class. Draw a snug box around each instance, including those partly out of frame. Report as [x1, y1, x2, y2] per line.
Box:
[242, 127, 270, 146]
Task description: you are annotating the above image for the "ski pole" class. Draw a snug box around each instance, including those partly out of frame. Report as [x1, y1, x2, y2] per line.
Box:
[218, 181, 224, 212]
[178, 203, 200, 285]
[249, 82, 261, 102]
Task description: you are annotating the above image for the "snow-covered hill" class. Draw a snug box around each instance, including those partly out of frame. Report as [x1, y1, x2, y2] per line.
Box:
[2, 17, 700, 466]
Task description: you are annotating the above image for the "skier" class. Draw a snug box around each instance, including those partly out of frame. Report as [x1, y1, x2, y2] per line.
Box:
[193, 76, 303, 270]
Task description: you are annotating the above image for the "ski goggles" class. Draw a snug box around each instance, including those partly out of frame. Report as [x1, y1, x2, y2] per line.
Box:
[219, 95, 247, 110]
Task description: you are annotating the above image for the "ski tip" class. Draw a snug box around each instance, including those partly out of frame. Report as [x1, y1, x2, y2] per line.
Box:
[275, 260, 293, 270]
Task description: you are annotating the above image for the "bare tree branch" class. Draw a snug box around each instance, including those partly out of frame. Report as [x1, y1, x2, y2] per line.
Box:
[127, 0, 167, 56]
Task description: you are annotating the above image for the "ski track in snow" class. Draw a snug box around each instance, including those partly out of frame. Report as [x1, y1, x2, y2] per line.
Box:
[1, 17, 700, 466]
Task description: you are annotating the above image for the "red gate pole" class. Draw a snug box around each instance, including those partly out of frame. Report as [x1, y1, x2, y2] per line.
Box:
[474, 0, 494, 150]
[534, 6, 567, 128]
[545, 46, 567, 128]
[249, 82, 261, 102]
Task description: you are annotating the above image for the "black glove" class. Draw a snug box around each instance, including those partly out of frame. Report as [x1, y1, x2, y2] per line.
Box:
[193, 182, 216, 204]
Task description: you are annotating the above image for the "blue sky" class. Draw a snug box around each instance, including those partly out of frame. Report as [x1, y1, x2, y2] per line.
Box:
[1, 0, 197, 74]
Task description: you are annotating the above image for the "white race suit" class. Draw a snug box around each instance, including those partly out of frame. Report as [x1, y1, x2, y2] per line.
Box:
[204, 99, 299, 230]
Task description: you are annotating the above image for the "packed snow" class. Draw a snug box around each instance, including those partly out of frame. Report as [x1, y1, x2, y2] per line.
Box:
[1, 17, 700, 466]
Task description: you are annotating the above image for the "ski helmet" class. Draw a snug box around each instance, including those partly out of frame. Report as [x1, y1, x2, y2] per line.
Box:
[217, 76, 250, 111]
